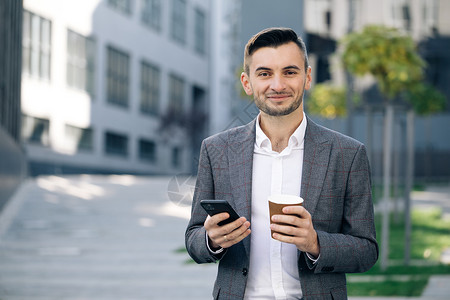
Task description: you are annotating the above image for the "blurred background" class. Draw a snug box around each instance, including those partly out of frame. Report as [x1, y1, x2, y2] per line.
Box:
[0, 0, 449, 299]
[2, 0, 450, 185]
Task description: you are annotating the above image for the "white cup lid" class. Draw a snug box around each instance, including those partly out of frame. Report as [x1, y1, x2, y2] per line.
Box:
[268, 194, 303, 205]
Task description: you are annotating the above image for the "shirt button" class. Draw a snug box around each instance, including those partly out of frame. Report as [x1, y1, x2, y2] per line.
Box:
[242, 268, 248, 276]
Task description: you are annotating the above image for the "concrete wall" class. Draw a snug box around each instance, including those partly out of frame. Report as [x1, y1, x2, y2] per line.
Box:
[0, 127, 27, 211]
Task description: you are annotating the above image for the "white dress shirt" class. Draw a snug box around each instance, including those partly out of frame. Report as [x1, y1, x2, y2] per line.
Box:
[243, 113, 307, 300]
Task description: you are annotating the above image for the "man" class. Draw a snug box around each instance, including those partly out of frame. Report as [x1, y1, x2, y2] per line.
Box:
[185, 27, 378, 300]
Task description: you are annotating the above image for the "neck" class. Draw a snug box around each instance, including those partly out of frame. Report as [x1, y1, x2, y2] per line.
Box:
[259, 107, 304, 153]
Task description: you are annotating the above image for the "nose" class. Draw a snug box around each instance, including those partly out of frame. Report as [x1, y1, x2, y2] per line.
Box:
[270, 75, 286, 92]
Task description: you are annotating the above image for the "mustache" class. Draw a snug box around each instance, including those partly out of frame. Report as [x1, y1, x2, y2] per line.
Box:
[265, 92, 292, 97]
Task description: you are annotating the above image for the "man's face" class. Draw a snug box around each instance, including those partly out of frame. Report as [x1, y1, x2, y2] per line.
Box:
[241, 42, 312, 117]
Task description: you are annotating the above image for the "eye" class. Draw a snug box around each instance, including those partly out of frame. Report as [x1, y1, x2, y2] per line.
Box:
[258, 72, 270, 77]
[285, 70, 298, 76]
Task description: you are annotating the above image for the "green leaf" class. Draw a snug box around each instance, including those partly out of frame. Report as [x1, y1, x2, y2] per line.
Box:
[306, 84, 358, 119]
[340, 25, 426, 100]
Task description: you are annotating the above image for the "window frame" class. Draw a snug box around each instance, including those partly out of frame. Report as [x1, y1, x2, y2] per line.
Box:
[66, 29, 96, 96]
[168, 73, 185, 116]
[138, 138, 157, 163]
[106, 45, 130, 108]
[194, 7, 206, 55]
[108, 0, 132, 15]
[140, 60, 160, 116]
[104, 131, 129, 157]
[21, 115, 50, 146]
[141, 0, 162, 31]
[65, 124, 94, 152]
[171, 0, 187, 44]
[22, 10, 52, 80]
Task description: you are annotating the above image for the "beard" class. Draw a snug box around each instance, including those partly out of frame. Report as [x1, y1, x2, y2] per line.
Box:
[254, 91, 304, 117]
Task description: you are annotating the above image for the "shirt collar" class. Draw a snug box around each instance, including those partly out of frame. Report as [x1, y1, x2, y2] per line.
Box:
[255, 112, 307, 154]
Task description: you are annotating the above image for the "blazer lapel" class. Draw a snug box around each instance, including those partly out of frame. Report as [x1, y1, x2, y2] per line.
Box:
[301, 117, 331, 217]
[228, 119, 256, 258]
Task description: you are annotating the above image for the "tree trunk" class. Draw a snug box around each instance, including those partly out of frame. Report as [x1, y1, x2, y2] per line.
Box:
[365, 105, 373, 166]
[404, 109, 415, 265]
[380, 103, 394, 271]
[393, 116, 401, 224]
[345, 71, 354, 137]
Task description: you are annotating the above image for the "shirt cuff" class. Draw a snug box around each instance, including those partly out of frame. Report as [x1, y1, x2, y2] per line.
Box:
[306, 252, 320, 264]
[206, 232, 224, 255]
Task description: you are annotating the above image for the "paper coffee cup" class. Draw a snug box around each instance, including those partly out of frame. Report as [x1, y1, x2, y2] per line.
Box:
[268, 194, 303, 237]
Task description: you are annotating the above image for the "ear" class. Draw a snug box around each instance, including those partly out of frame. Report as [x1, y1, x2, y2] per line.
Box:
[305, 66, 312, 90]
[240, 72, 253, 95]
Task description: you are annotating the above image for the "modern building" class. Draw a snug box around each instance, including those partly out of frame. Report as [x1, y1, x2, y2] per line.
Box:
[303, 0, 450, 181]
[21, 0, 212, 175]
[21, 0, 310, 176]
[226, 0, 306, 129]
[0, 0, 27, 210]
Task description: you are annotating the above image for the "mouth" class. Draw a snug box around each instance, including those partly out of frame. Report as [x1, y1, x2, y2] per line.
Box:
[266, 94, 292, 102]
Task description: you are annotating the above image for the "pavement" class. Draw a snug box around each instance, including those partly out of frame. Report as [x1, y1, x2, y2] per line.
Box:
[0, 175, 448, 300]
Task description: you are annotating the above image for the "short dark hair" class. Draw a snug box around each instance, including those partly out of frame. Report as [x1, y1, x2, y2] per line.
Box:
[243, 27, 309, 75]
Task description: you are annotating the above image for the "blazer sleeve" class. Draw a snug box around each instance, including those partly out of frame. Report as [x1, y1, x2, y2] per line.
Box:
[185, 140, 227, 264]
[310, 144, 379, 274]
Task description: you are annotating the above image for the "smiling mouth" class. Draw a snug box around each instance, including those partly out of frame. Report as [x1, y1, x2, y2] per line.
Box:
[266, 94, 292, 102]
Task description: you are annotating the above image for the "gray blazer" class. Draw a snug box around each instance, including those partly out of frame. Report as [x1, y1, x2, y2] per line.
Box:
[185, 117, 378, 300]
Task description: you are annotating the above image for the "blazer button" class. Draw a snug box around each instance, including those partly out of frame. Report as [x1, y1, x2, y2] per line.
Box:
[242, 268, 248, 276]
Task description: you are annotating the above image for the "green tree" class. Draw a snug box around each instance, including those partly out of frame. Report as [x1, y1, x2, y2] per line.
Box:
[341, 25, 429, 271]
[306, 83, 361, 119]
[306, 84, 347, 119]
[401, 82, 446, 264]
[342, 25, 425, 98]
[407, 82, 446, 115]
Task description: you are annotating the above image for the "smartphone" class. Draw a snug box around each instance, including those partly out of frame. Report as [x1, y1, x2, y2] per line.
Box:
[200, 200, 241, 226]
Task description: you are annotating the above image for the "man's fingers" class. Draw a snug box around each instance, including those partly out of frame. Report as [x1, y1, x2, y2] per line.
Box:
[207, 218, 251, 248]
[271, 214, 310, 228]
[271, 205, 312, 228]
[270, 222, 307, 236]
[269, 206, 319, 254]
[282, 205, 309, 218]
[210, 212, 231, 225]
[221, 226, 251, 248]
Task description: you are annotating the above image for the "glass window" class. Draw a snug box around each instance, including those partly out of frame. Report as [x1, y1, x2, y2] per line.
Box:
[22, 10, 52, 80]
[168, 74, 184, 115]
[21, 115, 50, 146]
[106, 46, 130, 108]
[140, 61, 160, 115]
[65, 125, 93, 151]
[141, 0, 161, 31]
[105, 131, 128, 157]
[138, 139, 156, 162]
[108, 0, 132, 15]
[67, 30, 96, 96]
[422, 0, 438, 35]
[194, 8, 206, 54]
[391, 0, 412, 31]
[171, 0, 186, 44]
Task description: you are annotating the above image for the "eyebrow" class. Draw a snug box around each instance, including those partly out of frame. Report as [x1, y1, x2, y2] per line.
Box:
[283, 65, 302, 71]
[254, 67, 271, 73]
[254, 65, 302, 73]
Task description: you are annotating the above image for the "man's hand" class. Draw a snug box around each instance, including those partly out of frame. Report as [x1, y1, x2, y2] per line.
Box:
[204, 213, 251, 250]
[270, 206, 320, 257]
